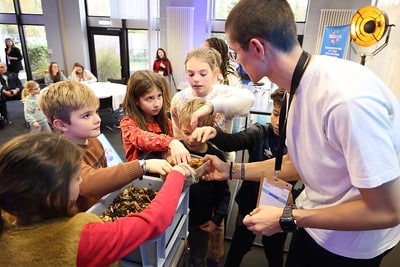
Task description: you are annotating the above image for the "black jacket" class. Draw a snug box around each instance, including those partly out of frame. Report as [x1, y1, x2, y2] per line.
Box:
[211, 123, 284, 213]
[186, 142, 231, 227]
[0, 72, 23, 102]
[5, 47, 23, 73]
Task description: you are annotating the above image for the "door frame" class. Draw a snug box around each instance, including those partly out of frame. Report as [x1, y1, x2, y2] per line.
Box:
[87, 27, 129, 82]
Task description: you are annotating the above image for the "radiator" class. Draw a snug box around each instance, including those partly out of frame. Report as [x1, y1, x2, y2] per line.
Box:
[167, 7, 194, 89]
[315, 9, 356, 58]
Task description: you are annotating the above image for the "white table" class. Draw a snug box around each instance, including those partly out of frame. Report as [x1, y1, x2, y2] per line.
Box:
[41, 81, 127, 111]
[86, 82, 127, 111]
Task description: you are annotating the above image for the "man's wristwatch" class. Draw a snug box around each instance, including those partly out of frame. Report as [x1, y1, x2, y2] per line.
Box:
[279, 206, 298, 232]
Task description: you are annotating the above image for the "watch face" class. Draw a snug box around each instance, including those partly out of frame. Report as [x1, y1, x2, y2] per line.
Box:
[280, 218, 297, 232]
[279, 206, 297, 232]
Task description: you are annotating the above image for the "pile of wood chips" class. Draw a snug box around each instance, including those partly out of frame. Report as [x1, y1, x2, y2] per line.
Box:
[101, 185, 158, 222]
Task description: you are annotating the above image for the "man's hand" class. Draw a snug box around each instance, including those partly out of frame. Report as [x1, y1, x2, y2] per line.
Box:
[243, 206, 283, 236]
[201, 154, 229, 181]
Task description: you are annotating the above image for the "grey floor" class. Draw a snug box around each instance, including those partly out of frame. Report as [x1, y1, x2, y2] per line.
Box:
[1, 100, 399, 267]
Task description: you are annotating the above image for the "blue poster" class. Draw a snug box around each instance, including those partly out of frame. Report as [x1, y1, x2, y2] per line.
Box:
[320, 25, 350, 58]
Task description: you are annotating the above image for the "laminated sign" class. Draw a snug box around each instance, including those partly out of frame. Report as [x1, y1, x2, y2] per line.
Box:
[257, 172, 292, 208]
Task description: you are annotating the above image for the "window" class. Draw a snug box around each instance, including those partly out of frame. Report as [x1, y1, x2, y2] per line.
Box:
[128, 30, 149, 73]
[24, 25, 49, 79]
[288, 0, 309, 22]
[214, 0, 239, 20]
[0, 0, 48, 82]
[213, 0, 309, 22]
[85, 0, 159, 80]
[0, 0, 15, 13]
[86, 0, 110, 17]
[377, 0, 400, 8]
[20, 0, 43, 14]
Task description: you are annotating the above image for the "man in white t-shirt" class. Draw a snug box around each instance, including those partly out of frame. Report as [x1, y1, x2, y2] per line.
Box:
[201, 1, 400, 266]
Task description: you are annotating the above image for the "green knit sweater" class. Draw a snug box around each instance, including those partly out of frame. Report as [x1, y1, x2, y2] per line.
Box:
[0, 212, 104, 266]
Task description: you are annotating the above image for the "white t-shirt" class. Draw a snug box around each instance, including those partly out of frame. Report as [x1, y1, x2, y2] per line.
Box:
[288, 55, 400, 259]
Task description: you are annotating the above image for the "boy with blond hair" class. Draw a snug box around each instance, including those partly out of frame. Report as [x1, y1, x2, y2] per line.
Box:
[40, 80, 172, 211]
[175, 98, 230, 267]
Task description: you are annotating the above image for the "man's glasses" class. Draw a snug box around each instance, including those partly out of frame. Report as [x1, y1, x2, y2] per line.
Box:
[228, 40, 250, 63]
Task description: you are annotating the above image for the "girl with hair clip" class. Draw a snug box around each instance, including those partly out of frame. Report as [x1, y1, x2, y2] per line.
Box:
[170, 47, 254, 142]
[204, 37, 241, 88]
[120, 70, 191, 164]
[0, 132, 195, 267]
[21, 80, 52, 133]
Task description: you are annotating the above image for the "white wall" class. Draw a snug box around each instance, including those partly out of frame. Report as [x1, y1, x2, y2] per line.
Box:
[160, 0, 209, 84]
[365, 5, 400, 100]
[59, 0, 91, 74]
[42, 0, 89, 74]
[42, 0, 66, 71]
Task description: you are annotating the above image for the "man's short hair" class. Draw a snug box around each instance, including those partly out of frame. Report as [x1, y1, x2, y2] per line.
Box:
[226, 0, 297, 53]
[40, 80, 99, 124]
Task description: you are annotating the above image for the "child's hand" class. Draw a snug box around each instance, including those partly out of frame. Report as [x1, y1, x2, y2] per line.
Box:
[168, 139, 191, 164]
[190, 126, 217, 143]
[199, 220, 217, 233]
[145, 159, 172, 176]
[189, 103, 213, 130]
[171, 163, 196, 186]
[32, 122, 40, 128]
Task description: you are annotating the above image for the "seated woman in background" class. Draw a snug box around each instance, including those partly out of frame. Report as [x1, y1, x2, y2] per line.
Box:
[44, 61, 67, 85]
[69, 62, 97, 83]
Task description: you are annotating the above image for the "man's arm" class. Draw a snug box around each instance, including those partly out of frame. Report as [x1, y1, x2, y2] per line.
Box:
[202, 153, 300, 183]
[297, 176, 400, 230]
[244, 176, 400, 236]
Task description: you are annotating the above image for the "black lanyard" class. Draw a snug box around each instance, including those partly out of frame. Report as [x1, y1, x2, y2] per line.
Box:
[275, 50, 311, 171]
